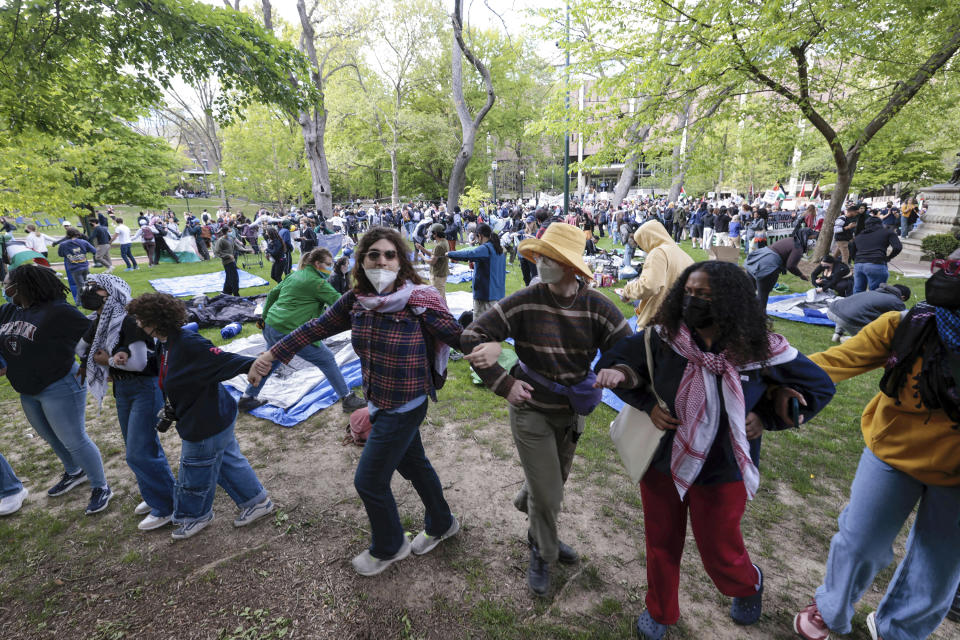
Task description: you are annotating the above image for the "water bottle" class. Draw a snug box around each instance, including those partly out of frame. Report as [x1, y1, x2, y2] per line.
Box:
[220, 322, 242, 339]
[181, 322, 199, 333]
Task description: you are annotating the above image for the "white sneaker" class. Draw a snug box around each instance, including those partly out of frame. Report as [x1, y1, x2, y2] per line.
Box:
[830, 332, 842, 343]
[410, 516, 460, 555]
[352, 536, 412, 576]
[134, 500, 151, 515]
[138, 513, 173, 530]
[0, 487, 28, 516]
[233, 497, 274, 527]
[866, 611, 879, 640]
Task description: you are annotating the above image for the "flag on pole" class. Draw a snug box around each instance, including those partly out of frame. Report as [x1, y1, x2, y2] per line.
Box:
[680, 185, 686, 195]
[811, 182, 821, 200]
[799, 182, 806, 198]
[749, 183, 755, 201]
[773, 182, 786, 199]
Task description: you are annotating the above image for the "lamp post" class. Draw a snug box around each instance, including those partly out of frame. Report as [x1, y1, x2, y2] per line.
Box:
[492, 160, 498, 204]
[519, 169, 525, 203]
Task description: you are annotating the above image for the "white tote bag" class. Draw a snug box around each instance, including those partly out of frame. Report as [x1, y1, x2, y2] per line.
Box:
[609, 330, 668, 484]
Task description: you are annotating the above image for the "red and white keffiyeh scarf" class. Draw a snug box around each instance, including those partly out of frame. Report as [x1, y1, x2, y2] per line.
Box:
[658, 323, 797, 500]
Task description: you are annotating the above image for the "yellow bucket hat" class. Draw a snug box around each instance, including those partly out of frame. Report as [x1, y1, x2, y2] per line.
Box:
[517, 222, 593, 280]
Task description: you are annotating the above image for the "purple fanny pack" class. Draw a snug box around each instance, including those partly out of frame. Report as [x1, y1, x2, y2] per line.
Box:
[518, 362, 603, 416]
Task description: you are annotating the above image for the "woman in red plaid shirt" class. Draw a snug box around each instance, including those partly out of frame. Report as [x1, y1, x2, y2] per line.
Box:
[249, 227, 465, 576]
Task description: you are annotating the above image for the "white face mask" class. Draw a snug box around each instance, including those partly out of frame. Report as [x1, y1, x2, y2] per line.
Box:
[536, 255, 566, 284]
[364, 267, 398, 293]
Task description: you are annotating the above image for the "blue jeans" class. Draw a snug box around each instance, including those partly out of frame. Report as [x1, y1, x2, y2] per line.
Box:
[354, 400, 453, 559]
[0, 452, 23, 498]
[853, 262, 888, 293]
[242, 324, 349, 400]
[20, 363, 107, 489]
[65, 267, 89, 304]
[114, 377, 175, 517]
[815, 448, 960, 640]
[900, 216, 912, 238]
[120, 243, 136, 269]
[174, 420, 267, 523]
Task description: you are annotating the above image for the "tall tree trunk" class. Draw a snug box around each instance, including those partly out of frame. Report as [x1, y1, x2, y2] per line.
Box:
[667, 99, 694, 204]
[446, 0, 495, 214]
[813, 153, 858, 261]
[610, 123, 652, 208]
[300, 108, 333, 217]
[294, 0, 334, 217]
[389, 147, 399, 210]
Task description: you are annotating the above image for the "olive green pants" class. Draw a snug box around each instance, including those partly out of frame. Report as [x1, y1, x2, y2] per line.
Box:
[509, 404, 583, 564]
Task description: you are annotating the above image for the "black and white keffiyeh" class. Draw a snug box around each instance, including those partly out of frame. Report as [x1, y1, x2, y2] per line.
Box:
[84, 273, 132, 407]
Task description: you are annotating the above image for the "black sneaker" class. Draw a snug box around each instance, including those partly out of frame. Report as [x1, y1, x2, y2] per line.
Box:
[528, 545, 550, 597]
[341, 392, 366, 412]
[237, 396, 267, 412]
[47, 470, 88, 497]
[85, 486, 113, 515]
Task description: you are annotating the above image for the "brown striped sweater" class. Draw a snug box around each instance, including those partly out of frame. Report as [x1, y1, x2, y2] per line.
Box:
[461, 282, 633, 413]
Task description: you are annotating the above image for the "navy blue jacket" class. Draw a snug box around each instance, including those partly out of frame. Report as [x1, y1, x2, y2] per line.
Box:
[448, 242, 506, 303]
[279, 228, 293, 252]
[158, 329, 254, 442]
[597, 328, 835, 484]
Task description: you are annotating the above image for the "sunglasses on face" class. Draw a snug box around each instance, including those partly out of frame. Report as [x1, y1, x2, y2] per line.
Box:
[363, 249, 398, 261]
[930, 258, 960, 277]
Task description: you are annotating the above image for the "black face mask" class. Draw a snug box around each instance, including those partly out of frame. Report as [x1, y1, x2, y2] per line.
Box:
[926, 270, 960, 310]
[682, 294, 714, 329]
[80, 287, 105, 311]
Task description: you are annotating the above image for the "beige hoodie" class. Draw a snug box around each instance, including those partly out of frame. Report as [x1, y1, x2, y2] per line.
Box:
[622, 220, 695, 328]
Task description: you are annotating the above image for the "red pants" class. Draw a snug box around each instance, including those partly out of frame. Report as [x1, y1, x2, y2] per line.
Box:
[640, 468, 758, 624]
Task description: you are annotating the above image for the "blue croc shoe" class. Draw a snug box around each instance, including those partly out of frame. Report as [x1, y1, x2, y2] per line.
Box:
[730, 564, 764, 625]
[636, 610, 668, 640]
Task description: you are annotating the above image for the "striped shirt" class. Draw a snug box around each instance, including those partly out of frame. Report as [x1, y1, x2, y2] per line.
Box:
[269, 287, 462, 410]
[461, 282, 632, 413]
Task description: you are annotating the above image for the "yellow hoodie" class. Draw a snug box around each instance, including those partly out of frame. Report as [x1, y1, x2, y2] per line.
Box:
[810, 311, 960, 487]
[622, 220, 695, 328]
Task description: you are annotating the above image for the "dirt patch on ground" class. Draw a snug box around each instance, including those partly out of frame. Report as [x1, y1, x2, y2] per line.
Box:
[0, 400, 954, 640]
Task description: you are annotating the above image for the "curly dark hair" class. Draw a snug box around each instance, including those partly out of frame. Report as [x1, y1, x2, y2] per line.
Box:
[126, 293, 187, 337]
[651, 261, 772, 365]
[6, 263, 68, 305]
[352, 226, 423, 294]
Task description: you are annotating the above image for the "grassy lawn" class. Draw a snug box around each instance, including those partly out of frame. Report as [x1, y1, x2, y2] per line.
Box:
[0, 224, 945, 640]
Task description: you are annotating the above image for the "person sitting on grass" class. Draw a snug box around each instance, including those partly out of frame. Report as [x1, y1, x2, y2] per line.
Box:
[237, 248, 365, 414]
[810, 255, 852, 298]
[126, 293, 274, 540]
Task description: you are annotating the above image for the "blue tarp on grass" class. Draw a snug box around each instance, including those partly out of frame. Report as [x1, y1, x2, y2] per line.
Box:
[224, 359, 364, 427]
[767, 293, 835, 326]
[149, 270, 270, 297]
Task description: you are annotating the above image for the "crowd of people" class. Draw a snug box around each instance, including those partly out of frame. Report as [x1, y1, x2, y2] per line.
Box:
[0, 189, 956, 640]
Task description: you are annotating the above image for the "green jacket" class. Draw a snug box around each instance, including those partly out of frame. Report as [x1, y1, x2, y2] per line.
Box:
[263, 265, 341, 336]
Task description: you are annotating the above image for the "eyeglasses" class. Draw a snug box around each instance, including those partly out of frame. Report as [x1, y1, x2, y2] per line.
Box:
[931, 258, 960, 276]
[363, 249, 398, 261]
